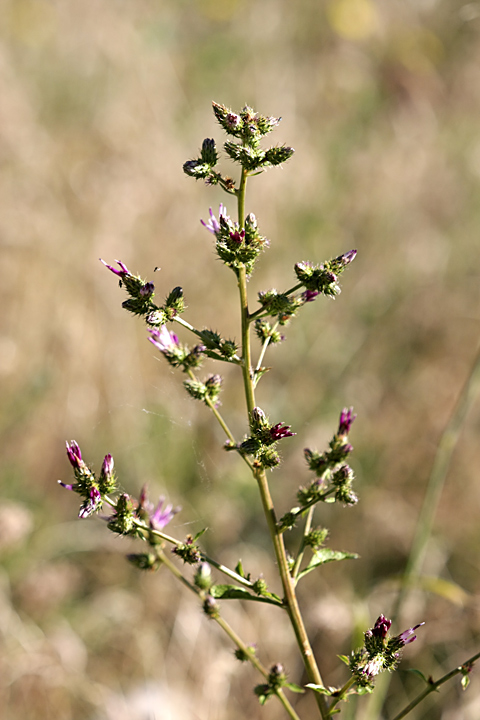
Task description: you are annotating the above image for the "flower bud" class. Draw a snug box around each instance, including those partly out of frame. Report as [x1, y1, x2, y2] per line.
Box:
[200, 138, 217, 166]
[251, 407, 267, 429]
[194, 562, 212, 590]
[99, 453, 116, 493]
[203, 595, 218, 617]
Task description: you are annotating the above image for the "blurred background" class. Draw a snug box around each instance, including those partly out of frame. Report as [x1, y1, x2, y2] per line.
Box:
[1, 0, 480, 718]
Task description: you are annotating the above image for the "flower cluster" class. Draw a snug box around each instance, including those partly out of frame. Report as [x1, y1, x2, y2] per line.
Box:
[236, 406, 295, 468]
[148, 325, 206, 371]
[202, 205, 268, 276]
[349, 615, 425, 690]
[59, 441, 117, 518]
[299, 407, 358, 506]
[294, 250, 357, 298]
[60, 444, 179, 541]
[101, 259, 185, 327]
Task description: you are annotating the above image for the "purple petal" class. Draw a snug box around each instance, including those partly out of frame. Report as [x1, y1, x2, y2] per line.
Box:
[100, 258, 130, 277]
[270, 423, 296, 441]
[148, 326, 179, 353]
[150, 496, 179, 530]
[398, 622, 425, 646]
[338, 407, 356, 436]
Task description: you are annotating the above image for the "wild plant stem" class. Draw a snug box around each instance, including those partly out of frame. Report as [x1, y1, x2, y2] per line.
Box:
[102, 495, 254, 588]
[157, 547, 302, 720]
[236, 173, 329, 720]
[292, 506, 314, 582]
[390, 650, 480, 720]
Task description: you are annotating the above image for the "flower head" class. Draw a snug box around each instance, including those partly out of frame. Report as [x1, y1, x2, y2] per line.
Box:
[78, 486, 102, 519]
[150, 496, 179, 530]
[338, 407, 356, 437]
[66, 440, 85, 470]
[201, 205, 228, 236]
[148, 325, 179, 353]
[270, 423, 296, 441]
[302, 289, 320, 303]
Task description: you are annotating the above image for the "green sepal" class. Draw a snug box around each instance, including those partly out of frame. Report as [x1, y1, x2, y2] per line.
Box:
[297, 548, 359, 580]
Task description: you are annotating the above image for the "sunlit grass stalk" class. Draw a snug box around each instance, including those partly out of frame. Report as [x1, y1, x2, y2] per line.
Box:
[364, 341, 480, 720]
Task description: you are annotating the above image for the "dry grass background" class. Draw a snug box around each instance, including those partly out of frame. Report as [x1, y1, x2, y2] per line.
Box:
[1, 0, 480, 718]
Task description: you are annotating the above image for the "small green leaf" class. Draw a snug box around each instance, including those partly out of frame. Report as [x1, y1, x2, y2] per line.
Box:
[406, 668, 430, 685]
[193, 528, 208, 542]
[297, 548, 358, 580]
[461, 674, 470, 691]
[305, 684, 333, 696]
[338, 654, 350, 666]
[284, 682, 305, 694]
[210, 584, 282, 606]
[235, 559, 246, 577]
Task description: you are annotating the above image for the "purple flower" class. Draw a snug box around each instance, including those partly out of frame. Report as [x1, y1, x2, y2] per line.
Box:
[201, 205, 228, 235]
[66, 441, 85, 471]
[370, 614, 392, 640]
[78, 486, 102, 519]
[101, 454, 114, 477]
[226, 112, 240, 128]
[58, 480, 74, 491]
[341, 249, 357, 265]
[148, 326, 179, 353]
[270, 423, 296, 441]
[397, 622, 425, 646]
[139, 282, 155, 298]
[301, 289, 320, 303]
[338, 407, 356, 436]
[100, 259, 131, 278]
[229, 229, 245, 244]
[150, 496, 178, 530]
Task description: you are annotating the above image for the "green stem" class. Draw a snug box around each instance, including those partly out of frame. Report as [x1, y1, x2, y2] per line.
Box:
[292, 506, 314, 582]
[327, 676, 357, 713]
[248, 284, 304, 322]
[390, 650, 480, 720]
[157, 548, 302, 720]
[173, 316, 241, 364]
[235, 164, 329, 720]
[102, 495, 254, 589]
[254, 467, 329, 719]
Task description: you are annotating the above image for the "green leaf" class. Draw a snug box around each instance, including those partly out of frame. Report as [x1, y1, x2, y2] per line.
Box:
[235, 559, 246, 578]
[297, 548, 359, 580]
[305, 684, 334, 696]
[461, 674, 470, 691]
[284, 682, 305, 694]
[210, 584, 282, 606]
[338, 654, 350, 666]
[406, 668, 430, 685]
[193, 528, 208, 542]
